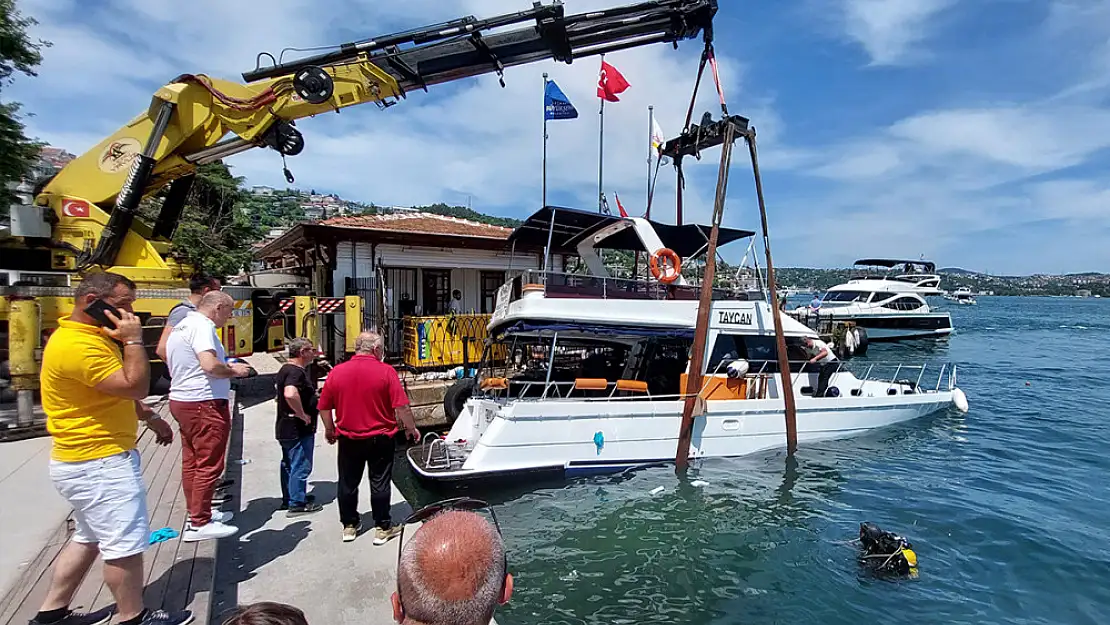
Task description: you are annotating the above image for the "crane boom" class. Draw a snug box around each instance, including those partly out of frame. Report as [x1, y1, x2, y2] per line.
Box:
[20, 0, 715, 280]
[243, 0, 716, 87]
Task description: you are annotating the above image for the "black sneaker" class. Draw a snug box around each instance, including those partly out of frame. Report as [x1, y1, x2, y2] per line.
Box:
[286, 502, 323, 517]
[211, 491, 232, 505]
[279, 494, 314, 511]
[29, 607, 113, 625]
[138, 609, 193, 625]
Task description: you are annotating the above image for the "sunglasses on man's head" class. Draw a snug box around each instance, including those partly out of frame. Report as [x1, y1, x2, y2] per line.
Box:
[395, 498, 507, 612]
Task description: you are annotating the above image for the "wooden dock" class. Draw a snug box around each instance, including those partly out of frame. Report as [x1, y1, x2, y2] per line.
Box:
[0, 401, 221, 625]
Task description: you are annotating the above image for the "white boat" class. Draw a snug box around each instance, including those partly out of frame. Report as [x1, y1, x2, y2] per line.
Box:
[849, 258, 944, 296]
[945, 287, 977, 305]
[407, 208, 966, 483]
[793, 280, 953, 342]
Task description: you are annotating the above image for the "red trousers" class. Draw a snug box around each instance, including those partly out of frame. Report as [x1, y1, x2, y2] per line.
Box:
[169, 399, 230, 526]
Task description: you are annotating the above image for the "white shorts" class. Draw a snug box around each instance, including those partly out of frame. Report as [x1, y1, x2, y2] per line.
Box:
[50, 449, 150, 560]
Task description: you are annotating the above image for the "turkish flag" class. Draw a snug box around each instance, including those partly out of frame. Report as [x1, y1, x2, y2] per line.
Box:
[597, 61, 630, 102]
[615, 193, 629, 218]
[61, 199, 91, 218]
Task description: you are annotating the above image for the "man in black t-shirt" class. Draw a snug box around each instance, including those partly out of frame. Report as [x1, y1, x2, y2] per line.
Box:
[275, 338, 322, 516]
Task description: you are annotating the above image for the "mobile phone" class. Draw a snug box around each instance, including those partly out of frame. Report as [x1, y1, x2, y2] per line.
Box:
[84, 299, 122, 328]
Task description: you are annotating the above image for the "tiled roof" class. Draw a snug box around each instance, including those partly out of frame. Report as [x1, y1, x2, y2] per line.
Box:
[316, 212, 512, 240]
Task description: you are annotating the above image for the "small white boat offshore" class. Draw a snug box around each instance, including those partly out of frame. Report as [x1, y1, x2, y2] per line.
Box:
[408, 208, 968, 483]
[945, 286, 977, 305]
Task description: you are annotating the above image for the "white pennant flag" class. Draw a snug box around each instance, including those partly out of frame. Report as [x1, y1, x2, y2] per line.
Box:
[650, 117, 666, 154]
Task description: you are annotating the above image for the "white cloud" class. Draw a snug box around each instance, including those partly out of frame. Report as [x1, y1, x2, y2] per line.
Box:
[1044, 0, 1110, 99]
[836, 0, 953, 65]
[889, 106, 1110, 170]
[762, 99, 1110, 271]
[810, 140, 901, 179]
[1027, 178, 1110, 222]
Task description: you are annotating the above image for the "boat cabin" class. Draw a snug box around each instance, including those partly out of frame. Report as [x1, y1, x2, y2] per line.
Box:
[849, 258, 942, 294]
[471, 207, 819, 401]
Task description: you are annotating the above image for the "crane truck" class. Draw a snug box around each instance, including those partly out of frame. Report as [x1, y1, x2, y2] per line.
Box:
[0, 0, 717, 433]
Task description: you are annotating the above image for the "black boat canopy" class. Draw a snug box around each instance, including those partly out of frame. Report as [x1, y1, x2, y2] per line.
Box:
[854, 258, 937, 272]
[508, 205, 755, 258]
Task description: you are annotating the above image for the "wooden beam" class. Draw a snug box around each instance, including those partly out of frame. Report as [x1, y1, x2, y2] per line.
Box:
[746, 128, 798, 453]
[675, 121, 736, 471]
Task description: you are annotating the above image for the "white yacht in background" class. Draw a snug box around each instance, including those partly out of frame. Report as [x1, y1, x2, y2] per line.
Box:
[794, 278, 953, 341]
[945, 286, 977, 305]
[849, 259, 943, 296]
[407, 207, 966, 483]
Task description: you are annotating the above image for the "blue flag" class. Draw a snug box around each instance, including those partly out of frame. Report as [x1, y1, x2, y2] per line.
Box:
[544, 80, 578, 120]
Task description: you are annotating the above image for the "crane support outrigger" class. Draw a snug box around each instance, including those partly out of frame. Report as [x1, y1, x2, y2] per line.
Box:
[0, 0, 717, 433]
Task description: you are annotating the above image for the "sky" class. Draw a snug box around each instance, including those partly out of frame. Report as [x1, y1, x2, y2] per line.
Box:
[7, 0, 1110, 275]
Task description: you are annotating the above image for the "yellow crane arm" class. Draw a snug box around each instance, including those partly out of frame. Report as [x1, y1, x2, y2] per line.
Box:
[43, 64, 401, 208]
[30, 0, 717, 276]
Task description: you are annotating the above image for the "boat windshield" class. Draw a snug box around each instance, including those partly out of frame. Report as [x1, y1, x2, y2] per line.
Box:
[822, 290, 870, 304]
[479, 332, 693, 398]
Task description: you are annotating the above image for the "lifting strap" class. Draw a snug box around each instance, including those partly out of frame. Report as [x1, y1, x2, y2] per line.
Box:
[674, 41, 729, 224]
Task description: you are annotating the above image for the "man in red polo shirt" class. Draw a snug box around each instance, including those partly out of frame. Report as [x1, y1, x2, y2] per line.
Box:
[319, 331, 419, 544]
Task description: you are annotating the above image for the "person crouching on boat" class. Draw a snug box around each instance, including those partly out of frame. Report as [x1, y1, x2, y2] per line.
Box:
[803, 336, 838, 398]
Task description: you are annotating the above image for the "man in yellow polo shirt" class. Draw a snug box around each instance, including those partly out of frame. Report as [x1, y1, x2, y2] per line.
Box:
[31, 272, 192, 625]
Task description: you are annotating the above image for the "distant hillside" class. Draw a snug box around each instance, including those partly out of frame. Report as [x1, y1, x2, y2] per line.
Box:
[414, 203, 523, 228]
[778, 267, 1109, 297]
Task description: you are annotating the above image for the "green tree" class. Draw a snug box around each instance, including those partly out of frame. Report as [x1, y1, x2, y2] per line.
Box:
[0, 0, 48, 214]
[416, 202, 522, 228]
[165, 163, 262, 278]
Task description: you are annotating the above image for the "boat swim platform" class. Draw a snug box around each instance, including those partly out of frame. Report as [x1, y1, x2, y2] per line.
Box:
[0, 399, 227, 625]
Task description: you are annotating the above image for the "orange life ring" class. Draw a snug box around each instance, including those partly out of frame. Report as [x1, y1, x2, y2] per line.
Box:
[649, 248, 682, 284]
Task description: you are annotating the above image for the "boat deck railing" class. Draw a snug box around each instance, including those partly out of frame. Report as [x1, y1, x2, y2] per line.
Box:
[476, 360, 957, 403]
[796, 360, 958, 395]
[509, 270, 762, 303]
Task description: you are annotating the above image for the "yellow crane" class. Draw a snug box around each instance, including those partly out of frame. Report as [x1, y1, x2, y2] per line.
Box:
[0, 0, 717, 432]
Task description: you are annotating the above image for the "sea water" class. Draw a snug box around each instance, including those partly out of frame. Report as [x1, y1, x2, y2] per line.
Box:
[398, 296, 1110, 625]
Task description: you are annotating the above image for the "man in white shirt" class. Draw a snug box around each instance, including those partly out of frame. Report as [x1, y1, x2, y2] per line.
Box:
[803, 336, 838, 398]
[154, 273, 221, 363]
[166, 291, 251, 542]
[448, 289, 464, 314]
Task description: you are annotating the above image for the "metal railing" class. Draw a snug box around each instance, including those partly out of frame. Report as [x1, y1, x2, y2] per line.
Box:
[400, 313, 502, 371]
[474, 359, 958, 403]
[511, 270, 761, 303]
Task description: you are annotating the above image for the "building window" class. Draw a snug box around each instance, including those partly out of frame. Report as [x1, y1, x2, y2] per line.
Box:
[422, 269, 451, 315]
[481, 271, 506, 313]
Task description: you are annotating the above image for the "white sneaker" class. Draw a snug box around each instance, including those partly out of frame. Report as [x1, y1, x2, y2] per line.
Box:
[182, 520, 239, 542]
[185, 510, 233, 528]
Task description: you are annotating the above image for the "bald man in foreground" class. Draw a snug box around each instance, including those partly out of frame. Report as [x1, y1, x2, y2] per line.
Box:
[392, 510, 513, 625]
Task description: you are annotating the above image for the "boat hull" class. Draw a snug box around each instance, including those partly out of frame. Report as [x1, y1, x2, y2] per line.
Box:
[823, 312, 952, 341]
[408, 391, 954, 483]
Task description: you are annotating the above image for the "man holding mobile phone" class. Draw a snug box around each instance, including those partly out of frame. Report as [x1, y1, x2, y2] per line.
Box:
[33, 271, 189, 625]
[165, 291, 251, 542]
